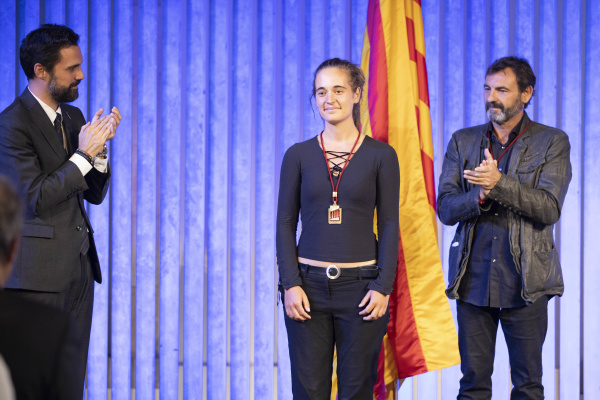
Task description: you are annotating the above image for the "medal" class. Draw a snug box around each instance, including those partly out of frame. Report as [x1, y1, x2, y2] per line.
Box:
[328, 193, 342, 224]
[320, 131, 361, 225]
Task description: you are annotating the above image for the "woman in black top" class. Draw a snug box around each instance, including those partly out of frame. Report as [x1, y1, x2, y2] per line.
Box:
[276, 58, 400, 399]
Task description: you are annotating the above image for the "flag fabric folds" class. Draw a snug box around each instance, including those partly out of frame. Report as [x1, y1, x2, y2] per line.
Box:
[360, 0, 460, 397]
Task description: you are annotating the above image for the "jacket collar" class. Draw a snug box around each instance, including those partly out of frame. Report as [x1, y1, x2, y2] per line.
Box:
[506, 113, 532, 176]
[479, 112, 534, 177]
[61, 107, 78, 156]
[27, 87, 61, 123]
[19, 88, 68, 160]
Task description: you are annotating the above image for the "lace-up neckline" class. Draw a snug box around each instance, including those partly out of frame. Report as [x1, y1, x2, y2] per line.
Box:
[325, 150, 352, 177]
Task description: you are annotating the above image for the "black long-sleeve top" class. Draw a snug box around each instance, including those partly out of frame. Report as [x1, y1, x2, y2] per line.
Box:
[276, 135, 400, 295]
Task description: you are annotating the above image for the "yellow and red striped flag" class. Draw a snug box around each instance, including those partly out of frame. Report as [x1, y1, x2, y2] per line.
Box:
[361, 0, 460, 397]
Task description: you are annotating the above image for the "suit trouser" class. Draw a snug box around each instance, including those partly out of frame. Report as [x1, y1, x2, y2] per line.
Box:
[283, 266, 389, 400]
[6, 251, 94, 399]
[456, 296, 549, 400]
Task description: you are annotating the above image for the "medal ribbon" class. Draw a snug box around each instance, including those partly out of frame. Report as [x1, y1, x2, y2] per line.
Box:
[487, 119, 531, 162]
[320, 130, 361, 204]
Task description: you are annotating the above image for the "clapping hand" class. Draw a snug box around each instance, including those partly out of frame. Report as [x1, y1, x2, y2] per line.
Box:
[463, 148, 502, 198]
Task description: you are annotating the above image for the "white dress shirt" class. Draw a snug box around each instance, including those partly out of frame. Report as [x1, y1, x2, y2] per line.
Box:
[28, 87, 108, 175]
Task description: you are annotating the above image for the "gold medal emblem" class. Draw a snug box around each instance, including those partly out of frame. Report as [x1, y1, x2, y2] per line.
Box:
[328, 204, 342, 224]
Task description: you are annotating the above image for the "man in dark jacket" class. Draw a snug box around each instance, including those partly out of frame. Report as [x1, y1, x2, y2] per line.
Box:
[0, 24, 121, 396]
[437, 57, 571, 399]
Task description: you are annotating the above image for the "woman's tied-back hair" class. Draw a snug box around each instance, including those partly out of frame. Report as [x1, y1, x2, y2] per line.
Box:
[312, 58, 366, 131]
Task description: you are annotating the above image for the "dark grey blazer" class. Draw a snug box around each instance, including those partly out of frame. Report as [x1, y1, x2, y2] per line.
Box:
[0, 88, 109, 292]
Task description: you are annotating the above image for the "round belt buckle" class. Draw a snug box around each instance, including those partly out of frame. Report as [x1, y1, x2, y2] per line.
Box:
[326, 264, 341, 280]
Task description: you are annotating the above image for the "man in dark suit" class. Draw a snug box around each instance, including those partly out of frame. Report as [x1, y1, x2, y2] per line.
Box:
[0, 176, 81, 400]
[0, 24, 121, 396]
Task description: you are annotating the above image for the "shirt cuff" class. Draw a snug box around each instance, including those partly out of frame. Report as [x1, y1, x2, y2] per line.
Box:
[367, 280, 392, 296]
[93, 157, 108, 173]
[69, 153, 93, 176]
[281, 277, 303, 290]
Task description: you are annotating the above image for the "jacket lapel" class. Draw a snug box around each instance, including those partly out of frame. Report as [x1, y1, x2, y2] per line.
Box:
[19, 88, 67, 160]
[62, 107, 79, 156]
[468, 125, 488, 172]
[506, 112, 532, 177]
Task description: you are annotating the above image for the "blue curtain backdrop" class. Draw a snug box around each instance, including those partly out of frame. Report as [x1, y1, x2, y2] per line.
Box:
[0, 1, 597, 399]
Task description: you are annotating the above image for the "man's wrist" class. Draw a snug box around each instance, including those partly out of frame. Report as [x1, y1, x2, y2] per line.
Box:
[95, 144, 108, 160]
[478, 188, 487, 204]
[75, 149, 94, 166]
[70, 153, 93, 176]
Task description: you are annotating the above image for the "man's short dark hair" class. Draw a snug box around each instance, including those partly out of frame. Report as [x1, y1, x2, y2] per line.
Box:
[486, 56, 536, 108]
[0, 177, 22, 264]
[19, 24, 79, 80]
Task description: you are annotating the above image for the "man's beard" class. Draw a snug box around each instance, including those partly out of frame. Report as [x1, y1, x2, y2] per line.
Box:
[486, 98, 523, 124]
[48, 74, 80, 103]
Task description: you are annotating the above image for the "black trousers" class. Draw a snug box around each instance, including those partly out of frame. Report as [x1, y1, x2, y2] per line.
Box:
[456, 296, 549, 400]
[6, 252, 95, 399]
[283, 266, 389, 400]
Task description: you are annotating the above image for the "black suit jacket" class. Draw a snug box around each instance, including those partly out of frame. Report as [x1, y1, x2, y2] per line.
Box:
[0, 88, 109, 291]
[0, 290, 80, 400]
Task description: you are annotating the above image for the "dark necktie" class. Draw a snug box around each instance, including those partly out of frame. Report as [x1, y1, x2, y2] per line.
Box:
[54, 113, 67, 153]
[54, 113, 62, 141]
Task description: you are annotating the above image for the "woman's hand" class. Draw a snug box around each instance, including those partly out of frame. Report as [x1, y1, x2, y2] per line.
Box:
[285, 286, 311, 321]
[358, 290, 389, 321]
